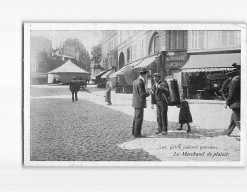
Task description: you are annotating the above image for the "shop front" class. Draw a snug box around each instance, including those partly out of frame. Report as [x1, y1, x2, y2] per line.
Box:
[110, 60, 142, 93]
[134, 53, 163, 89]
[181, 53, 240, 100]
[165, 51, 188, 93]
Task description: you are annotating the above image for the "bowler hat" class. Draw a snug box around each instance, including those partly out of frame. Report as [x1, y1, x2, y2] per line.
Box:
[139, 67, 149, 74]
[153, 73, 161, 77]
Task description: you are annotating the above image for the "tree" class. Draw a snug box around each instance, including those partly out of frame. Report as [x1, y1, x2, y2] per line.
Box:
[63, 38, 91, 72]
[90, 44, 102, 67]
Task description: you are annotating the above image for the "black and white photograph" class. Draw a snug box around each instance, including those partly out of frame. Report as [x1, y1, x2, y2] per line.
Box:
[24, 23, 246, 166]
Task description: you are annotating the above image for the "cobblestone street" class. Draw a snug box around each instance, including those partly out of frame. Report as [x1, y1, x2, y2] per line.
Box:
[31, 98, 163, 161]
[30, 85, 240, 162]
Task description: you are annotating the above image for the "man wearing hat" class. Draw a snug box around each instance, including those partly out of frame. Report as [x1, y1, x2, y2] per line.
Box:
[70, 77, 80, 102]
[224, 65, 241, 136]
[132, 67, 151, 138]
[151, 73, 170, 134]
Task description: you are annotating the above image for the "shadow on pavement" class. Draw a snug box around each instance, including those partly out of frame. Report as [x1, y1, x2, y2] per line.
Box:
[142, 123, 229, 140]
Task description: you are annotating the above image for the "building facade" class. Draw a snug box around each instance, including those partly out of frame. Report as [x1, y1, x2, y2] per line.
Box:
[101, 31, 118, 71]
[116, 30, 189, 90]
[30, 36, 52, 84]
[183, 30, 241, 99]
[100, 30, 189, 92]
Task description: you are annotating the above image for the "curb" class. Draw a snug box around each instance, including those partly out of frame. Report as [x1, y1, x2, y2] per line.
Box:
[87, 90, 226, 105]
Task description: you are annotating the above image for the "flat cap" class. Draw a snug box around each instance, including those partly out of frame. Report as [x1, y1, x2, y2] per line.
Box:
[139, 67, 149, 74]
[153, 73, 161, 77]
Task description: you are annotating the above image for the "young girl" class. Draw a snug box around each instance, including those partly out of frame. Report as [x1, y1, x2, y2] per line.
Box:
[177, 93, 192, 132]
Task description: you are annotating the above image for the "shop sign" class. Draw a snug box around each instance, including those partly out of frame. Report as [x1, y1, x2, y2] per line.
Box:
[166, 52, 187, 68]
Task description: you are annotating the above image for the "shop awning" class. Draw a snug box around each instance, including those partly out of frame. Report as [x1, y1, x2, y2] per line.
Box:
[95, 71, 106, 77]
[110, 59, 143, 78]
[101, 69, 115, 78]
[133, 55, 156, 69]
[182, 53, 241, 72]
[109, 66, 131, 78]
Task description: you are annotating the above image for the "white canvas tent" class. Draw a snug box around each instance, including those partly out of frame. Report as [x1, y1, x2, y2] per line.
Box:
[48, 59, 90, 84]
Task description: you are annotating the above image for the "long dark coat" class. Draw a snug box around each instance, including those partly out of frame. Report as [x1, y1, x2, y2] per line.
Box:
[132, 78, 150, 109]
[226, 75, 240, 110]
[70, 80, 79, 92]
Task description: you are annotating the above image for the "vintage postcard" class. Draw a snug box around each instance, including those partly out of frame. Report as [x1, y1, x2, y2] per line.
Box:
[24, 23, 247, 166]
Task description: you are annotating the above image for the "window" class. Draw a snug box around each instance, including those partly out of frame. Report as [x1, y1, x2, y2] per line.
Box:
[154, 34, 160, 53]
[169, 31, 185, 50]
[220, 31, 237, 48]
[149, 33, 159, 55]
[221, 31, 228, 47]
[198, 31, 205, 48]
[191, 30, 206, 49]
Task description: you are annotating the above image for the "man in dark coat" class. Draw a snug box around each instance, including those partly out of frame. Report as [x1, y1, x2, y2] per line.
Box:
[132, 68, 151, 138]
[151, 73, 170, 134]
[224, 70, 240, 136]
[70, 77, 79, 102]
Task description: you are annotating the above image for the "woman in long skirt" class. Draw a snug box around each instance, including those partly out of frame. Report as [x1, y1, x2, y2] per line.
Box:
[105, 77, 112, 105]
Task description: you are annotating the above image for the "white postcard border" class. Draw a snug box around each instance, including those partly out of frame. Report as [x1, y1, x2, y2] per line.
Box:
[24, 23, 247, 167]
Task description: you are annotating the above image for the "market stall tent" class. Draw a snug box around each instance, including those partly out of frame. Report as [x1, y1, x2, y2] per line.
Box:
[48, 59, 90, 84]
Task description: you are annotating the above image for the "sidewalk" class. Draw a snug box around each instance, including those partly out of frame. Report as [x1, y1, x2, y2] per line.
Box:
[30, 84, 241, 162]
[85, 85, 236, 131]
[83, 86, 240, 162]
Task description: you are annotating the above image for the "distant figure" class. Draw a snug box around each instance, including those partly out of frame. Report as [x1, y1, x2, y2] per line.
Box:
[176, 93, 192, 133]
[132, 67, 151, 138]
[151, 73, 170, 134]
[105, 77, 112, 105]
[224, 70, 240, 136]
[70, 77, 79, 102]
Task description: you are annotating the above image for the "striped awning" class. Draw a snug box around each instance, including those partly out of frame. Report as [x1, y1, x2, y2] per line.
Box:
[182, 53, 240, 72]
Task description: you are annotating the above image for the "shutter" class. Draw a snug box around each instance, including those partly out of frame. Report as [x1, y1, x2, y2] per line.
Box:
[194, 31, 198, 49]
[221, 31, 228, 47]
[191, 31, 195, 49]
[198, 31, 205, 48]
[229, 31, 235, 46]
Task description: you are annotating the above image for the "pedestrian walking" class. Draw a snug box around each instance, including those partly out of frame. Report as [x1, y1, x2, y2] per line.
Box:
[132, 67, 151, 138]
[105, 77, 112, 105]
[69, 77, 79, 102]
[151, 73, 170, 134]
[176, 93, 192, 132]
[223, 68, 241, 136]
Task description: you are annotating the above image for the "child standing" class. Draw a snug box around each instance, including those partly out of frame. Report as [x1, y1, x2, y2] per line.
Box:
[177, 93, 192, 132]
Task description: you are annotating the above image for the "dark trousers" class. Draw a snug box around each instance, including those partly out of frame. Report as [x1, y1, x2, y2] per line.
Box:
[72, 91, 78, 102]
[225, 109, 240, 135]
[156, 101, 168, 132]
[132, 108, 144, 137]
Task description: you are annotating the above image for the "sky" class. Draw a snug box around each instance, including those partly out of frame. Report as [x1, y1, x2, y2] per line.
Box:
[30, 30, 102, 52]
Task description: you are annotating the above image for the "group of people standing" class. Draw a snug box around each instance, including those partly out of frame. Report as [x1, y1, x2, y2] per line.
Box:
[132, 67, 192, 138]
[70, 65, 240, 139]
[131, 66, 241, 139]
